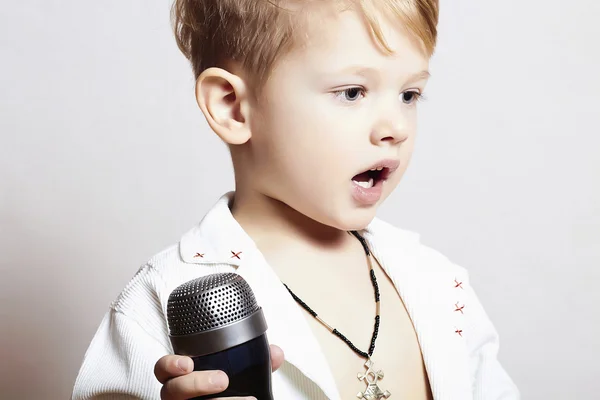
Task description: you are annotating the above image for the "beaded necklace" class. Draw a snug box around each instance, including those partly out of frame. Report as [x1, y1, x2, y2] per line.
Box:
[283, 231, 391, 399]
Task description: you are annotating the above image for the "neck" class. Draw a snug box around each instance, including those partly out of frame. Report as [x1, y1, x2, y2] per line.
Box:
[231, 186, 351, 254]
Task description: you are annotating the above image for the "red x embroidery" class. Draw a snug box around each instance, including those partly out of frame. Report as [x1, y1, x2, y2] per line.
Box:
[455, 329, 463, 337]
[454, 279, 464, 289]
[231, 251, 242, 259]
[194, 253, 205, 258]
[454, 302, 465, 314]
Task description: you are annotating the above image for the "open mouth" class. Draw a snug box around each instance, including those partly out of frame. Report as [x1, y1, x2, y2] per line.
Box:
[351, 167, 390, 189]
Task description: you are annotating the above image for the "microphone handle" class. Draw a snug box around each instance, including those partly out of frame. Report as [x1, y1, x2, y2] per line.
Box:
[189, 334, 274, 400]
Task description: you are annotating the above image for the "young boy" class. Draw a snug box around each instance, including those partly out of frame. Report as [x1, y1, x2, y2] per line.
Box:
[72, 0, 520, 399]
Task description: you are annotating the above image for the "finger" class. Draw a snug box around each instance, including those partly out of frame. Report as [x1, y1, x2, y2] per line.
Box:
[154, 355, 194, 384]
[161, 370, 229, 400]
[270, 344, 285, 372]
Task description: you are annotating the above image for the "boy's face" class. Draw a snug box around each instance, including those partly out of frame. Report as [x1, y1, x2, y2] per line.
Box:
[247, 7, 430, 230]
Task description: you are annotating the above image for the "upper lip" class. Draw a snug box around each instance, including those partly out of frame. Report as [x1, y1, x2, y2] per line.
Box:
[353, 158, 401, 180]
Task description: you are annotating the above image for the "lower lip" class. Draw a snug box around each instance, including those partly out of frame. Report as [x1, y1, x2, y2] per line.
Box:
[351, 179, 384, 205]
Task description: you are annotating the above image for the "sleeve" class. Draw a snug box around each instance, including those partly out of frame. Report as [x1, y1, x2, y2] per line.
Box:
[71, 309, 170, 400]
[461, 270, 521, 400]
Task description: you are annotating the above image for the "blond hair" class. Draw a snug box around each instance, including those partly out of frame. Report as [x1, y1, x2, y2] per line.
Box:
[172, 0, 439, 95]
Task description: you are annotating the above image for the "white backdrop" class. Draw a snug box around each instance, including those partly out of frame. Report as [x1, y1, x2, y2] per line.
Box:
[1, 1, 598, 399]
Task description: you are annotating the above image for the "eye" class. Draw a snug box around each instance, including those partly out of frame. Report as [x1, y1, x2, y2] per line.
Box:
[401, 90, 424, 105]
[333, 87, 366, 104]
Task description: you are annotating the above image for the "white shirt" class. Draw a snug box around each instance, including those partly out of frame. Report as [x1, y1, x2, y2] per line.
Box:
[72, 192, 520, 400]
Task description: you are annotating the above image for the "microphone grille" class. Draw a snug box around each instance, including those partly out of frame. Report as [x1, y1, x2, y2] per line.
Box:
[167, 273, 259, 336]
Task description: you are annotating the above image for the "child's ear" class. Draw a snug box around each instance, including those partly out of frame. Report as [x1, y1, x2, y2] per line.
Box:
[195, 67, 252, 145]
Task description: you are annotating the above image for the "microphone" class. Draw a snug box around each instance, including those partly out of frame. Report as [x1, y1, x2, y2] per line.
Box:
[167, 273, 274, 400]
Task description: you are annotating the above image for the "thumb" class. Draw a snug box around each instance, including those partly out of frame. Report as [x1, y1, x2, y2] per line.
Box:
[269, 344, 285, 372]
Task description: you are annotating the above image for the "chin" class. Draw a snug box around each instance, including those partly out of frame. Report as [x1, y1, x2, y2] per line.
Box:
[324, 205, 378, 232]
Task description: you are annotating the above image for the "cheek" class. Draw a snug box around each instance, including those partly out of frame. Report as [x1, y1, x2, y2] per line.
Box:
[250, 111, 323, 187]
[260, 99, 344, 161]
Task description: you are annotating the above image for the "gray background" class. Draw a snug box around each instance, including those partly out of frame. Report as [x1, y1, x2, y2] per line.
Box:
[1, 0, 599, 399]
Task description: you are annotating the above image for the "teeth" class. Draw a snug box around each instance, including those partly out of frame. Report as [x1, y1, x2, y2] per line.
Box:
[370, 167, 384, 171]
[354, 178, 374, 189]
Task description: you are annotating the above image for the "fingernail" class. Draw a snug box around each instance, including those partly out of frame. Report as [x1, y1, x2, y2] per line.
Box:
[176, 357, 192, 372]
[209, 371, 227, 389]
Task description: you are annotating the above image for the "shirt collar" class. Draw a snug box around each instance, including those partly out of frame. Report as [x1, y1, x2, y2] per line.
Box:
[179, 192, 260, 267]
[178, 192, 472, 399]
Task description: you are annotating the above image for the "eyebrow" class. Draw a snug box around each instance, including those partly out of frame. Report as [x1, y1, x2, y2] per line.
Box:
[407, 70, 431, 81]
[334, 66, 431, 82]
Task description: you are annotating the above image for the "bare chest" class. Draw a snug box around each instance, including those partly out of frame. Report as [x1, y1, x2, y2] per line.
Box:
[296, 267, 433, 399]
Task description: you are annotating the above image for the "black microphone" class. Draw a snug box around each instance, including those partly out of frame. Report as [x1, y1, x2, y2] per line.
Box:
[167, 273, 274, 400]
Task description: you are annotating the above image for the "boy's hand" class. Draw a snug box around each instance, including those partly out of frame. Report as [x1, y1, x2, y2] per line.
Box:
[155, 344, 284, 400]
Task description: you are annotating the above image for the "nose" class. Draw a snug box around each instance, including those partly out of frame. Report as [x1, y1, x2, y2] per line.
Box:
[370, 113, 410, 146]
[371, 118, 408, 146]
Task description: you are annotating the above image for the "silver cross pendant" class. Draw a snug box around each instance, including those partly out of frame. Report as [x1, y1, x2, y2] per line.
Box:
[356, 357, 391, 400]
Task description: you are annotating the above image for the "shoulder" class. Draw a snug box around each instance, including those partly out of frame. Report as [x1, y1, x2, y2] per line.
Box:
[110, 231, 233, 318]
[110, 243, 186, 316]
